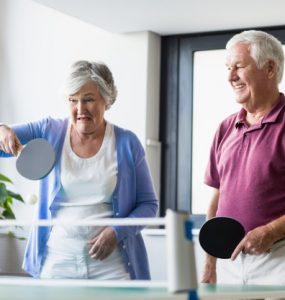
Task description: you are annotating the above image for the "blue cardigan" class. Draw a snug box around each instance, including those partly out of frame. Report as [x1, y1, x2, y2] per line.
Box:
[0, 117, 158, 279]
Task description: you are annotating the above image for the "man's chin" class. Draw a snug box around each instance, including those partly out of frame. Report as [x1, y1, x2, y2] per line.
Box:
[235, 96, 248, 105]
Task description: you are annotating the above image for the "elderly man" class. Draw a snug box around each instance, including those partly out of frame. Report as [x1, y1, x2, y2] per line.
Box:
[201, 30, 285, 286]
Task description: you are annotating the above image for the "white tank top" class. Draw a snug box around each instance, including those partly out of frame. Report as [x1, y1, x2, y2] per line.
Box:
[42, 122, 130, 280]
[48, 121, 117, 247]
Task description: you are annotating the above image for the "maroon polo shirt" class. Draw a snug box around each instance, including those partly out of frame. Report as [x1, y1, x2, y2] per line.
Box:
[205, 94, 285, 233]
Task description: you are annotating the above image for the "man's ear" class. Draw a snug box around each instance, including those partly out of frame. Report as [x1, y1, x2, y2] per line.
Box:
[267, 60, 277, 79]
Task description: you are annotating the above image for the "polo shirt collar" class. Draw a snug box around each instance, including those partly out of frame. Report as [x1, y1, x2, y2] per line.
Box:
[235, 109, 247, 128]
[235, 93, 285, 129]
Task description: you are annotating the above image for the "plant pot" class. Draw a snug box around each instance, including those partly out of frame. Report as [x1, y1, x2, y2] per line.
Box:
[0, 230, 27, 275]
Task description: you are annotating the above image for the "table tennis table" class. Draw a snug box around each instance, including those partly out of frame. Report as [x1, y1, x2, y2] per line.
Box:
[1, 278, 285, 300]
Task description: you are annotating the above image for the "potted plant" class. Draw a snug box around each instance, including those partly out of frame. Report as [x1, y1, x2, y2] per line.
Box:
[0, 173, 28, 274]
[0, 173, 24, 222]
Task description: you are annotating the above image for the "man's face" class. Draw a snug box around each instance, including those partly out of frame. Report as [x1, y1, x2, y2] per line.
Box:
[226, 43, 270, 106]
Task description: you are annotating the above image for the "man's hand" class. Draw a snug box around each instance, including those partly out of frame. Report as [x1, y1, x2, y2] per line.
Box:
[231, 224, 275, 260]
[88, 227, 117, 260]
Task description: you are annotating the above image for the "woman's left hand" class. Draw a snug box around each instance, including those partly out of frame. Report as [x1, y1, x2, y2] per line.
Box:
[88, 227, 117, 260]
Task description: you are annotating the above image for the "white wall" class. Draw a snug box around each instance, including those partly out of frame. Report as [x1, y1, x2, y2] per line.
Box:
[0, 0, 161, 218]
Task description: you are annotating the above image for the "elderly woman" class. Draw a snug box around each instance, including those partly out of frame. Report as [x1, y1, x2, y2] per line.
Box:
[0, 61, 158, 280]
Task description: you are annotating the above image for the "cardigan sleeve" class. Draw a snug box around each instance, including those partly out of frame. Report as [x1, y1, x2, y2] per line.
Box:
[112, 129, 158, 241]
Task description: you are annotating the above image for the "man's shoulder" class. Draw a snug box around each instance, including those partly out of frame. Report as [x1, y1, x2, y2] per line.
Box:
[219, 111, 240, 130]
[222, 111, 239, 123]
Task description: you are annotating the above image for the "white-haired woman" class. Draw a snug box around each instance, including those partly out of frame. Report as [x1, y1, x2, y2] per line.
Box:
[0, 60, 158, 280]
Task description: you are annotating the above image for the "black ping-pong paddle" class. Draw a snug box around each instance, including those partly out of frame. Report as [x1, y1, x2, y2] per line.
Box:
[16, 138, 56, 180]
[199, 216, 245, 259]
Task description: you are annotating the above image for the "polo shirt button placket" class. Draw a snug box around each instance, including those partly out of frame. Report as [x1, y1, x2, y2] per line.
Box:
[240, 131, 248, 150]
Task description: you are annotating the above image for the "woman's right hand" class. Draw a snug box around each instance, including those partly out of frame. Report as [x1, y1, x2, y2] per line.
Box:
[0, 125, 23, 156]
[201, 254, 217, 284]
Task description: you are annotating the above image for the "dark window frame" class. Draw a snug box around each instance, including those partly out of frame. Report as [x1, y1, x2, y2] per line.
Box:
[159, 26, 285, 227]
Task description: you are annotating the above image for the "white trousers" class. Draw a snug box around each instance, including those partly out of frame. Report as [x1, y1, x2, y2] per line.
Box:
[217, 239, 285, 300]
[40, 222, 130, 280]
[40, 246, 130, 280]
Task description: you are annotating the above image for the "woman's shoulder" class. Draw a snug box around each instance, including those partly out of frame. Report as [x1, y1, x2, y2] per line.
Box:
[45, 116, 68, 127]
[113, 124, 140, 143]
[27, 116, 68, 144]
[26, 116, 68, 129]
[112, 124, 145, 162]
[112, 124, 144, 154]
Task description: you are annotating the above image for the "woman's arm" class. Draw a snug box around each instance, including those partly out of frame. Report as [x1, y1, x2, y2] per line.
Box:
[112, 131, 158, 241]
[0, 118, 50, 157]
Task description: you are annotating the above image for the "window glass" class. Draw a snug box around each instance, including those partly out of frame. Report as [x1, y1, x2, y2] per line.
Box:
[192, 47, 285, 214]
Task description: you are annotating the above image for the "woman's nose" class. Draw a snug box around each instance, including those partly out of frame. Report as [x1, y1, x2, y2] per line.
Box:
[76, 100, 86, 113]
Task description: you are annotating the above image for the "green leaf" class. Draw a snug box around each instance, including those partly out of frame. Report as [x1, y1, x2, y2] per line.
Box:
[0, 174, 25, 221]
[0, 173, 13, 184]
[2, 200, 15, 219]
[2, 208, 15, 219]
[7, 190, 24, 202]
[5, 196, 12, 205]
[0, 183, 8, 204]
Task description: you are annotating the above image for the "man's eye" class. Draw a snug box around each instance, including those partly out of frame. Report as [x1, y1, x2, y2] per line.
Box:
[69, 99, 77, 103]
[84, 98, 94, 103]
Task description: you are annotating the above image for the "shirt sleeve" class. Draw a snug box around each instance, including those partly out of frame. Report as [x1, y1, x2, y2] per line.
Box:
[204, 127, 221, 189]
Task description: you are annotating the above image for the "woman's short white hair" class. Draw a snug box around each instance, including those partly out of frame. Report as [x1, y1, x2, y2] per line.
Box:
[226, 30, 284, 83]
[64, 60, 117, 109]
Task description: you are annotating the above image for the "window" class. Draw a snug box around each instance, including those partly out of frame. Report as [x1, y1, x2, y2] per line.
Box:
[160, 27, 285, 226]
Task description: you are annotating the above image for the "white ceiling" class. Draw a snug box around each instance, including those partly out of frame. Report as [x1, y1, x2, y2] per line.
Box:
[33, 0, 285, 36]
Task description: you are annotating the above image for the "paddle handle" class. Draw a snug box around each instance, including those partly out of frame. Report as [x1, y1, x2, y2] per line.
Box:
[16, 144, 24, 158]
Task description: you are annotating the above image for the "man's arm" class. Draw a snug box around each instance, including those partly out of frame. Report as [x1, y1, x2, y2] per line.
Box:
[201, 187, 219, 284]
[267, 215, 285, 241]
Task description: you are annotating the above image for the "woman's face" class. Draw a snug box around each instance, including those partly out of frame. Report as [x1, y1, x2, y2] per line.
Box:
[68, 81, 107, 136]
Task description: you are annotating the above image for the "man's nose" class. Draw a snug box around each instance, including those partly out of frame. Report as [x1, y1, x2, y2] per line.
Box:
[228, 68, 238, 82]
